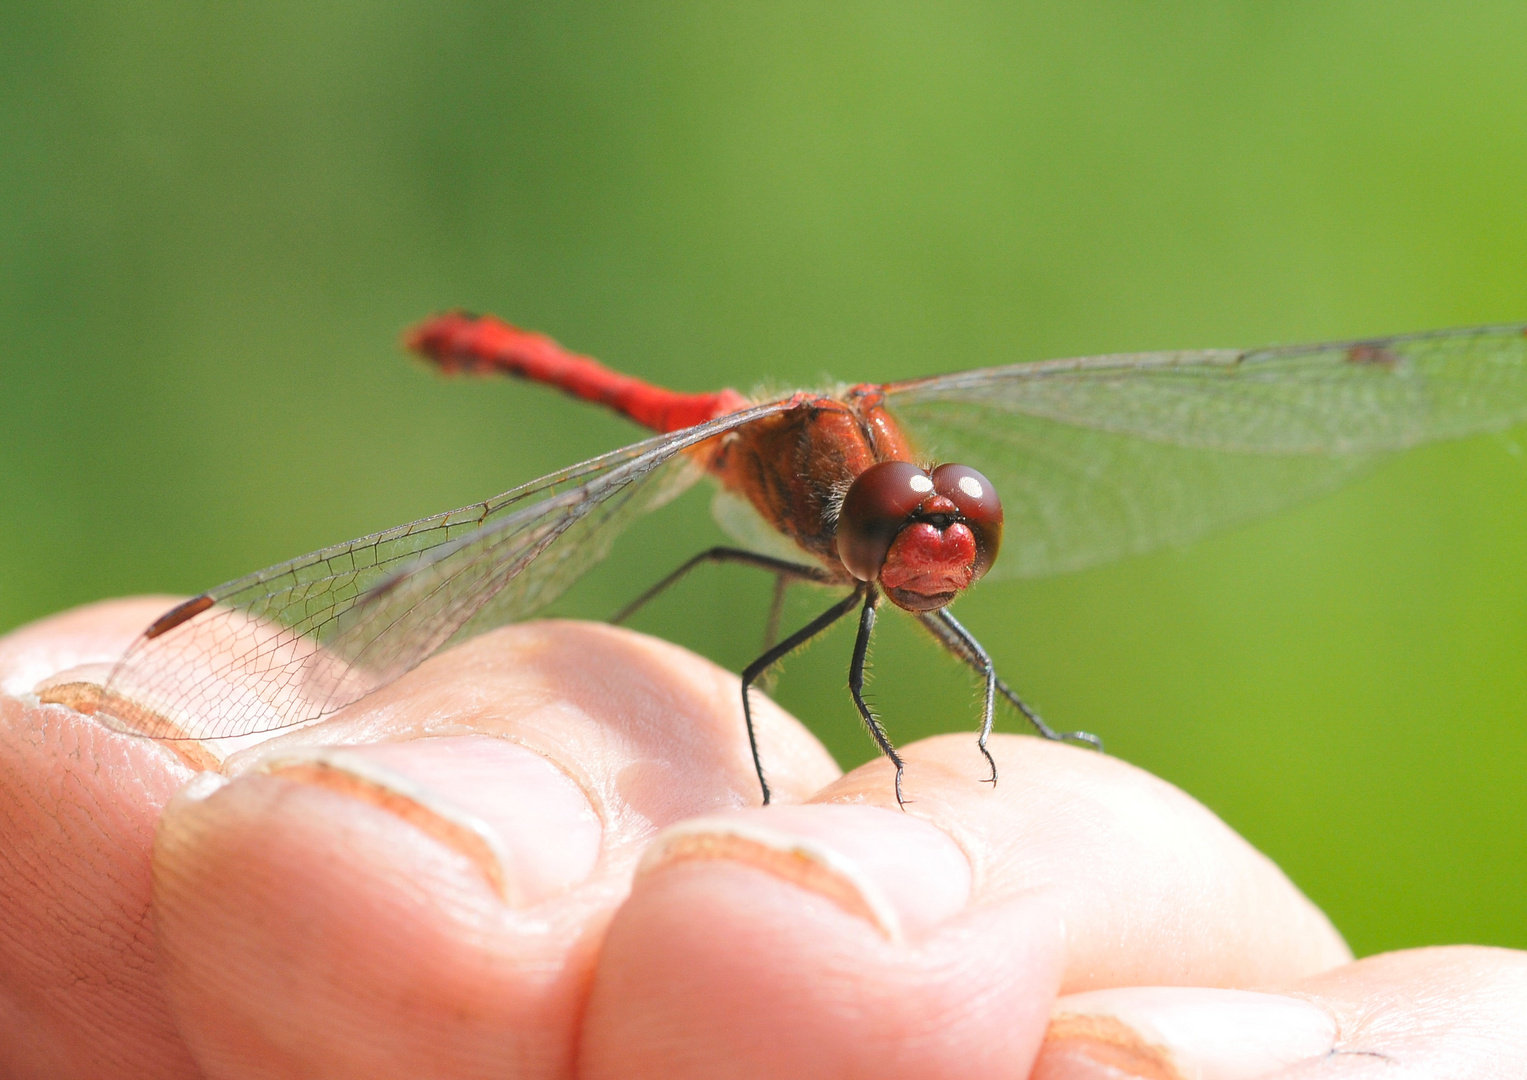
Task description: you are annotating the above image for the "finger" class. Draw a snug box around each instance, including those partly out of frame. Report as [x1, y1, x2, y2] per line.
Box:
[578, 732, 1348, 1080]
[146, 619, 838, 1079]
[0, 598, 203, 1078]
[582, 802, 1065, 1080]
[1290, 946, 1527, 1075]
[1033, 946, 1527, 1077]
[824, 732, 1351, 990]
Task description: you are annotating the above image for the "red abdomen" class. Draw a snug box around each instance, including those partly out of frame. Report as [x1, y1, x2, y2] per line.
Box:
[407, 312, 748, 433]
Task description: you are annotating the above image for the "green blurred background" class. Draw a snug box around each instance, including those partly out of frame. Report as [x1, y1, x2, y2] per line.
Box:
[4, 2, 1525, 956]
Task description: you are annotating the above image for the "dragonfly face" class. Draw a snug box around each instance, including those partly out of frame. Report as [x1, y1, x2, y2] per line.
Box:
[836, 460, 1004, 612]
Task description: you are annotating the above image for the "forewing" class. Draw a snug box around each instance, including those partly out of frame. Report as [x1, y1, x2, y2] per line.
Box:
[884, 325, 1527, 579]
[98, 401, 793, 741]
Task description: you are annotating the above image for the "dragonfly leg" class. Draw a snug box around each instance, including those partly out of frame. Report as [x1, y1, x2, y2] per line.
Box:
[847, 586, 910, 809]
[762, 572, 791, 653]
[924, 610, 999, 784]
[918, 610, 1105, 755]
[611, 547, 833, 626]
[740, 585, 865, 805]
[756, 572, 793, 695]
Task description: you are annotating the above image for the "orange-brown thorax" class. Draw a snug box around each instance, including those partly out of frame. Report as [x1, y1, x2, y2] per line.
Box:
[706, 386, 1001, 612]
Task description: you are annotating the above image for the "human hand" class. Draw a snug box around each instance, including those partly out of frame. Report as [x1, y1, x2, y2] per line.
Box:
[2, 598, 1522, 1078]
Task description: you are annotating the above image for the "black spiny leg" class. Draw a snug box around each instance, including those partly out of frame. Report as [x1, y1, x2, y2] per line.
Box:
[740, 586, 865, 805]
[756, 572, 792, 695]
[918, 609, 1104, 755]
[925, 609, 999, 784]
[847, 586, 910, 808]
[762, 572, 790, 652]
[612, 547, 834, 626]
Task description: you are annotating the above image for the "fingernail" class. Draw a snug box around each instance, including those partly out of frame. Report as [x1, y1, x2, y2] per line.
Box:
[35, 664, 232, 771]
[33, 663, 112, 712]
[257, 736, 602, 907]
[1037, 987, 1338, 1080]
[637, 804, 971, 942]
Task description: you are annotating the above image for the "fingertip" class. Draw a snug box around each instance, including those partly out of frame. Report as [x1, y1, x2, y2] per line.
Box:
[0, 601, 203, 1077]
[581, 804, 1063, 1079]
[152, 759, 578, 1077]
[816, 732, 1351, 990]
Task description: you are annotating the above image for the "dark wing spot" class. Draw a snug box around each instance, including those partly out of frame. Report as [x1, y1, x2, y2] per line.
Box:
[144, 594, 215, 639]
[1346, 343, 1399, 369]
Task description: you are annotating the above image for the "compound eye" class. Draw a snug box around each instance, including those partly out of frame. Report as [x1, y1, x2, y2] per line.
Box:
[931, 463, 1003, 579]
[837, 461, 933, 581]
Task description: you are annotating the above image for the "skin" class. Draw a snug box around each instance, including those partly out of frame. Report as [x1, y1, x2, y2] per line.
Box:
[2, 598, 1524, 1079]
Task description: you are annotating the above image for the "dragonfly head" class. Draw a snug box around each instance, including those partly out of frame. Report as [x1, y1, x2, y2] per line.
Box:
[835, 461, 1003, 612]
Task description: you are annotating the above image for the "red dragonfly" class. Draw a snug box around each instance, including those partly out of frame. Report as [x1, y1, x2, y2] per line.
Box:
[87, 314, 1527, 804]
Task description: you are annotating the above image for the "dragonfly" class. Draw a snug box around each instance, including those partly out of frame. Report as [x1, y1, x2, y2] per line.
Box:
[84, 313, 1527, 805]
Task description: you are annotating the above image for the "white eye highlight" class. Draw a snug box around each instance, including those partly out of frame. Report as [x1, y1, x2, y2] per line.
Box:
[958, 475, 984, 499]
[909, 474, 934, 493]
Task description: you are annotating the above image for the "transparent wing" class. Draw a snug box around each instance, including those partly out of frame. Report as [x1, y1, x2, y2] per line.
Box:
[710, 487, 820, 564]
[884, 324, 1527, 579]
[98, 401, 795, 741]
